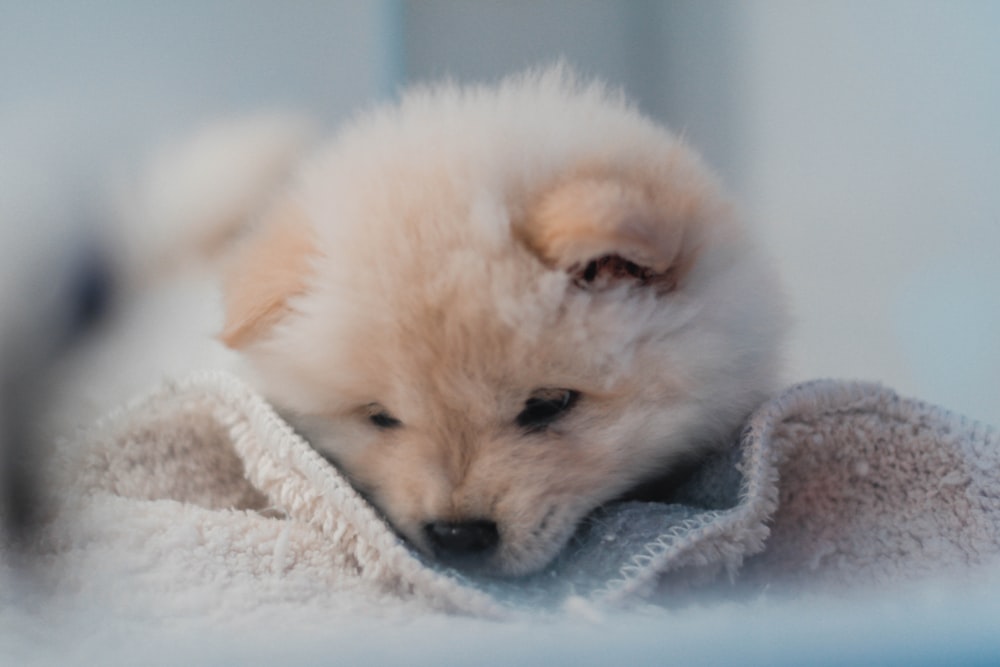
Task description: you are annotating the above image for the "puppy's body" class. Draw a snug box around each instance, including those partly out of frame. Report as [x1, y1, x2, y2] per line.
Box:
[222, 70, 786, 576]
[42, 114, 314, 441]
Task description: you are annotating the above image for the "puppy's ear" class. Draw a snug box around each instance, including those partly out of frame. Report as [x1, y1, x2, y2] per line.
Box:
[520, 175, 699, 292]
[220, 199, 317, 348]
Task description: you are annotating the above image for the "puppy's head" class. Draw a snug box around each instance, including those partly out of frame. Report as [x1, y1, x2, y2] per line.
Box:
[221, 71, 785, 576]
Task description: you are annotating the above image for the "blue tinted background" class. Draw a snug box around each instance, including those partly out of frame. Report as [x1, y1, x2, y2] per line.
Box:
[2, 0, 998, 425]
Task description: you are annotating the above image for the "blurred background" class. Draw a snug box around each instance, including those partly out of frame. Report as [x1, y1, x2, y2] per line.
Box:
[2, 0, 998, 426]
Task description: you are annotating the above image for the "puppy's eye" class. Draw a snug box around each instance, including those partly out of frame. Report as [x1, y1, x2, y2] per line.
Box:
[367, 405, 402, 430]
[516, 389, 580, 431]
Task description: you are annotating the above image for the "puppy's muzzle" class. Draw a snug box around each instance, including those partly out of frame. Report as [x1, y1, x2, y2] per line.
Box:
[423, 519, 499, 567]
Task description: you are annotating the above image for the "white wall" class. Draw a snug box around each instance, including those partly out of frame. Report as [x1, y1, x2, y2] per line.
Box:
[402, 1, 663, 113]
[735, 1, 1000, 425]
[1, 0, 398, 225]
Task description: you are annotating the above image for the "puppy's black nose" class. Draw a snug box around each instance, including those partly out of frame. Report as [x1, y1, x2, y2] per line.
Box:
[424, 520, 499, 562]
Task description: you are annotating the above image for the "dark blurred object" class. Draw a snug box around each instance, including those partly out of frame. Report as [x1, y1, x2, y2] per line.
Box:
[0, 243, 114, 548]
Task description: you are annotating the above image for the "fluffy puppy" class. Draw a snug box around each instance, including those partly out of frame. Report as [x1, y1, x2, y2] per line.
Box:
[221, 69, 785, 576]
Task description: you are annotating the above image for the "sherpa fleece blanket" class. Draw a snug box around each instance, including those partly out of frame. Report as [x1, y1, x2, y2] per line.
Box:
[10, 371, 1000, 623]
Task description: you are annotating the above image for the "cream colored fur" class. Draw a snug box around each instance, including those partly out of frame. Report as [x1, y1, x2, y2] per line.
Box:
[223, 68, 786, 576]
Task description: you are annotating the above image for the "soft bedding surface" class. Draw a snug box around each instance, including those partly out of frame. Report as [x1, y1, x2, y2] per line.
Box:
[2, 371, 999, 663]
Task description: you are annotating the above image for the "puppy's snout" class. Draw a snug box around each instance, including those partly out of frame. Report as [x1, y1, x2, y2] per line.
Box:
[424, 519, 499, 563]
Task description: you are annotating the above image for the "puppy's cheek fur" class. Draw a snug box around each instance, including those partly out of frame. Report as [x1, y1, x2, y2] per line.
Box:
[342, 436, 450, 549]
[473, 441, 639, 575]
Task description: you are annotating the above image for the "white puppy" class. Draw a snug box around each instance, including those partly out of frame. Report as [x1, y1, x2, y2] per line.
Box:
[219, 69, 786, 576]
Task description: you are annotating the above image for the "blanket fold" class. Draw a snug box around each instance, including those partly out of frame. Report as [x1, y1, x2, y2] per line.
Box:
[21, 371, 1000, 617]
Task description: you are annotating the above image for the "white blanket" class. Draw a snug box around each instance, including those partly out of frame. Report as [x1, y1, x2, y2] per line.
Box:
[3, 372, 1000, 662]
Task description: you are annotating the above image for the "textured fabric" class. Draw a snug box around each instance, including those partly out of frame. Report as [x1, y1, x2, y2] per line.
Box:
[739, 381, 1000, 593]
[12, 372, 1000, 619]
